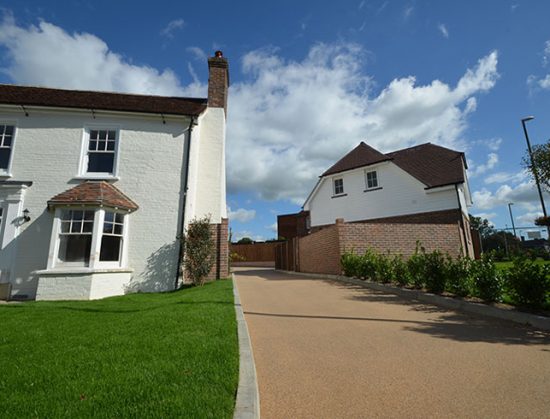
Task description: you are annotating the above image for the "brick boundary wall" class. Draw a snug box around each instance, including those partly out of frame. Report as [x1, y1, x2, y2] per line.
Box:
[297, 223, 341, 275]
[207, 218, 229, 280]
[293, 218, 465, 276]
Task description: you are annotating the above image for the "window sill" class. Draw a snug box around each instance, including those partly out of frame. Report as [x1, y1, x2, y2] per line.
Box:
[363, 187, 383, 193]
[331, 193, 348, 199]
[0, 173, 13, 179]
[73, 175, 120, 182]
[34, 267, 133, 275]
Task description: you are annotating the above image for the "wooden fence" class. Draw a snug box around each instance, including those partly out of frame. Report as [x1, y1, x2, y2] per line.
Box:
[230, 242, 279, 262]
[274, 239, 298, 271]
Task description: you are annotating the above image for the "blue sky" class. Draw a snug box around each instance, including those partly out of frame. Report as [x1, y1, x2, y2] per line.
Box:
[1, 1, 550, 241]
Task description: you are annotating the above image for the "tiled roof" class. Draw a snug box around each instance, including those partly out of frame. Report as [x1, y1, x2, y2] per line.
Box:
[48, 181, 139, 212]
[0, 84, 207, 116]
[321, 142, 466, 188]
[322, 142, 391, 176]
[387, 143, 466, 189]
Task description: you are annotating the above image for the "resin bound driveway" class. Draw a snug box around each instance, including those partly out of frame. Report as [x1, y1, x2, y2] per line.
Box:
[234, 268, 550, 419]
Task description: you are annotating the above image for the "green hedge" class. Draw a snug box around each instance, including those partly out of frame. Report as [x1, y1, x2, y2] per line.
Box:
[340, 247, 550, 310]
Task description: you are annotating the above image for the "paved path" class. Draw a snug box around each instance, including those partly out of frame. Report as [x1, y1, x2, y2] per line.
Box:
[234, 268, 550, 419]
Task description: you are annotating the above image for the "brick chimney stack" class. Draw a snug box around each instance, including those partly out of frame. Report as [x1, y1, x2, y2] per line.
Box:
[208, 50, 229, 116]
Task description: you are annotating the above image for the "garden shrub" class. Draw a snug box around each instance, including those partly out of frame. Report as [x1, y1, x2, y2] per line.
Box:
[358, 249, 378, 280]
[423, 250, 447, 293]
[505, 256, 550, 308]
[341, 251, 362, 278]
[391, 255, 409, 286]
[373, 252, 393, 283]
[407, 246, 426, 289]
[471, 253, 502, 302]
[182, 216, 215, 286]
[445, 255, 472, 297]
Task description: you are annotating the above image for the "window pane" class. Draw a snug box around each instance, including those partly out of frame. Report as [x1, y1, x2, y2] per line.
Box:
[5, 125, 13, 136]
[99, 130, 107, 140]
[82, 221, 93, 233]
[103, 222, 113, 234]
[107, 130, 115, 140]
[73, 211, 84, 221]
[90, 130, 99, 139]
[3, 135, 11, 147]
[60, 222, 70, 233]
[84, 211, 94, 220]
[61, 210, 72, 221]
[71, 221, 82, 233]
[115, 213, 124, 223]
[89, 140, 97, 151]
[98, 140, 106, 151]
[114, 224, 123, 235]
[0, 149, 11, 170]
[58, 235, 92, 264]
[100, 235, 122, 261]
[104, 212, 114, 223]
[87, 153, 114, 173]
[106, 140, 115, 151]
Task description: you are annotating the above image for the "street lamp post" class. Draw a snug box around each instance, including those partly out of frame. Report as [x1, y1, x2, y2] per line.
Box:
[508, 202, 516, 238]
[521, 116, 550, 238]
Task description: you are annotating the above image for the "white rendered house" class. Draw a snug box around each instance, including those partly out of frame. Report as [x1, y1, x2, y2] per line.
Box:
[0, 52, 229, 300]
[302, 142, 475, 257]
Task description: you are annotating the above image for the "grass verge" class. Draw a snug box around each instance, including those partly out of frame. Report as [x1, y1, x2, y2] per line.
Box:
[0, 280, 238, 418]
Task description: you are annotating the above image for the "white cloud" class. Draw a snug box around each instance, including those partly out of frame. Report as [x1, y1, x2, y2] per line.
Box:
[268, 222, 278, 233]
[160, 19, 185, 39]
[0, 16, 202, 96]
[0, 18, 500, 205]
[484, 171, 528, 185]
[403, 6, 414, 20]
[543, 40, 550, 67]
[471, 212, 497, 224]
[228, 46, 499, 203]
[358, 0, 366, 10]
[228, 207, 256, 223]
[468, 152, 498, 177]
[438, 23, 449, 38]
[186, 46, 207, 61]
[472, 181, 549, 211]
[516, 211, 542, 226]
[539, 75, 550, 89]
[527, 40, 550, 91]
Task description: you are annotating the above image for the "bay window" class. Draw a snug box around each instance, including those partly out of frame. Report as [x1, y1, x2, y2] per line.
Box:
[50, 208, 128, 269]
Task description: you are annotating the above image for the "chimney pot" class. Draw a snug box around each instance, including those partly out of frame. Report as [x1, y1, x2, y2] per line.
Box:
[215, 50, 223, 58]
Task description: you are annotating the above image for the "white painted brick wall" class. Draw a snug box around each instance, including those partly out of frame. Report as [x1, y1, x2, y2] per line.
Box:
[1, 105, 225, 299]
[305, 162, 461, 227]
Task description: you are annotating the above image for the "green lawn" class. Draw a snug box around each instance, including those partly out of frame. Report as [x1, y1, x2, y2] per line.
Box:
[495, 259, 550, 271]
[0, 280, 238, 418]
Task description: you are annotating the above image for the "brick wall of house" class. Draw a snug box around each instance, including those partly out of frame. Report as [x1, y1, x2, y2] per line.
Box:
[339, 221, 464, 258]
[297, 222, 341, 275]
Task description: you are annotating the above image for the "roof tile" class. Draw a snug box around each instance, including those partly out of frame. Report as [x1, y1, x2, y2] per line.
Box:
[48, 181, 139, 212]
[0, 84, 207, 116]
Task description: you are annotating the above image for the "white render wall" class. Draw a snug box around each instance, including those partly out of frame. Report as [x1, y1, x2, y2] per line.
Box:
[0, 105, 216, 299]
[188, 107, 227, 225]
[305, 162, 461, 227]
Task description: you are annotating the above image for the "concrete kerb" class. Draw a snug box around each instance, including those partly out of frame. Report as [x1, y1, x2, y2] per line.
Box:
[278, 270, 550, 332]
[232, 274, 260, 419]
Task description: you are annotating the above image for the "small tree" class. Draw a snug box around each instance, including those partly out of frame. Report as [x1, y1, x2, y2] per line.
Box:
[522, 140, 550, 191]
[236, 237, 253, 244]
[182, 216, 215, 286]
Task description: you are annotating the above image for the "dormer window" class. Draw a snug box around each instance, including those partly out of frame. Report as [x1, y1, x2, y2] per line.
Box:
[333, 178, 344, 195]
[365, 170, 378, 189]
